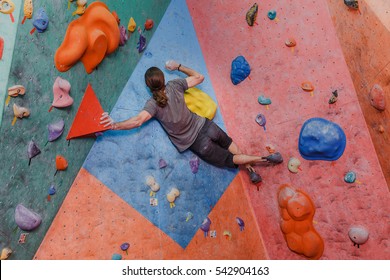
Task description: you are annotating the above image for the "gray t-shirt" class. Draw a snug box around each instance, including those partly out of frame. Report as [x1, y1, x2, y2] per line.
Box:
[143, 78, 206, 152]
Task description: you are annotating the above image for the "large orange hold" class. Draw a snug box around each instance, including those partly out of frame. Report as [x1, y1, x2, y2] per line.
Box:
[56, 155, 68, 171]
[54, 2, 120, 74]
[66, 84, 109, 140]
[277, 184, 324, 260]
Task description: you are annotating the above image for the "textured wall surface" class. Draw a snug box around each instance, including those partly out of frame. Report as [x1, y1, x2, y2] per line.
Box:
[326, 0, 390, 188]
[0, 0, 170, 260]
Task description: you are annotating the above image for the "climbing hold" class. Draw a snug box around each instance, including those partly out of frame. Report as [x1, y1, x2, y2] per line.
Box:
[299, 118, 346, 161]
[262, 152, 283, 164]
[21, 0, 33, 24]
[12, 103, 30, 125]
[128, 17, 136, 32]
[255, 113, 266, 131]
[8, 85, 26, 97]
[55, 2, 120, 74]
[344, 0, 359, 10]
[67, 84, 108, 140]
[200, 217, 211, 237]
[285, 38, 296, 47]
[288, 157, 301, 173]
[344, 171, 356, 183]
[32, 7, 49, 33]
[50, 77, 73, 111]
[258, 95, 272, 106]
[189, 156, 200, 174]
[0, 0, 15, 23]
[119, 26, 128, 46]
[137, 28, 146, 53]
[6, 85, 25, 106]
[378, 125, 385, 133]
[0, 247, 12, 260]
[348, 226, 369, 248]
[230, 56, 250, 85]
[185, 212, 193, 222]
[267, 10, 277, 20]
[120, 242, 130, 255]
[0, 36, 4, 60]
[184, 87, 217, 120]
[166, 187, 180, 208]
[236, 217, 245, 231]
[48, 119, 65, 142]
[277, 184, 324, 259]
[14, 204, 42, 231]
[27, 140, 41, 165]
[111, 253, 122, 260]
[158, 158, 167, 169]
[329, 90, 338, 104]
[146, 175, 160, 196]
[72, 0, 87, 16]
[48, 185, 56, 196]
[301, 81, 315, 96]
[369, 84, 386, 111]
[55, 155, 68, 174]
[223, 230, 232, 240]
[144, 19, 154, 30]
[246, 3, 258, 26]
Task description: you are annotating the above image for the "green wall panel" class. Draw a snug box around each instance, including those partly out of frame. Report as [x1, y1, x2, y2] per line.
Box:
[0, 0, 171, 260]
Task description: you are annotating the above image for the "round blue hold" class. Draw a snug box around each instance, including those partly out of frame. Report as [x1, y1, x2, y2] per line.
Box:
[298, 118, 346, 161]
[48, 185, 56, 195]
[230, 56, 251, 85]
[268, 10, 277, 20]
[344, 171, 356, 183]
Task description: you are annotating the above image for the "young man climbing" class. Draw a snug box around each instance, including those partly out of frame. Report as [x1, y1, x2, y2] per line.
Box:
[100, 60, 269, 184]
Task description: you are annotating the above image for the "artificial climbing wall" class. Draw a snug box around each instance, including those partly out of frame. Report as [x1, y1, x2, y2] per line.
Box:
[0, 0, 171, 260]
[326, 0, 390, 189]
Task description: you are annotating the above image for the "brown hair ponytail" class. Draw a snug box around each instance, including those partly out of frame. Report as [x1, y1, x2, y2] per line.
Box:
[145, 67, 168, 108]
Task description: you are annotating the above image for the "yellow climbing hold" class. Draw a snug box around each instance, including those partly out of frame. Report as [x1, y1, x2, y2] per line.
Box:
[184, 87, 217, 120]
[128, 17, 136, 32]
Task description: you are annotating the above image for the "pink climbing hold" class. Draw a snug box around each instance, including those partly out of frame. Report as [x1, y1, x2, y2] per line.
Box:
[50, 77, 73, 111]
[369, 84, 386, 111]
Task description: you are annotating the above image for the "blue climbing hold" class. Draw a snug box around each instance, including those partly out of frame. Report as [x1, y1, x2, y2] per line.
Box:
[344, 171, 356, 183]
[267, 10, 277, 20]
[298, 118, 346, 161]
[230, 56, 251, 85]
[33, 8, 49, 33]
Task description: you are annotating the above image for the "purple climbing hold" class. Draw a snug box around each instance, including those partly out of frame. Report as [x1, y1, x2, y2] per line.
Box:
[189, 156, 200, 174]
[158, 158, 167, 169]
[120, 242, 130, 255]
[119, 25, 128, 46]
[137, 28, 146, 53]
[200, 217, 211, 237]
[27, 140, 41, 165]
[14, 204, 42, 231]
[230, 56, 251, 85]
[48, 119, 65, 142]
[255, 113, 267, 131]
[236, 217, 245, 231]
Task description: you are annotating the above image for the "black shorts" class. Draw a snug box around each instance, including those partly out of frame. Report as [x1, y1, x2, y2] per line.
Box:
[189, 119, 238, 169]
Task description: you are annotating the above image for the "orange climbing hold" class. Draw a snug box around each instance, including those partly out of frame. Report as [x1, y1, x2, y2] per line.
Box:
[54, 2, 120, 74]
[277, 184, 324, 260]
[66, 84, 109, 140]
[56, 155, 68, 171]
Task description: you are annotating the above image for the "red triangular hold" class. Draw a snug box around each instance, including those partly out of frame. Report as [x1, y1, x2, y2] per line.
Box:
[66, 84, 109, 140]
